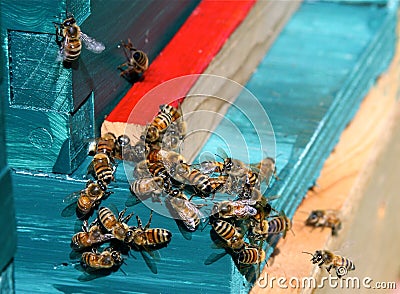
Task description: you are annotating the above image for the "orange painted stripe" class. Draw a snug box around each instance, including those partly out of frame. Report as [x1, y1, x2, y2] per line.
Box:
[105, 0, 256, 125]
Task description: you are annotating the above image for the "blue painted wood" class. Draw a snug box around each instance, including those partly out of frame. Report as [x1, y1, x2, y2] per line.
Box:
[0, 16, 16, 289]
[196, 1, 397, 292]
[9, 1, 397, 294]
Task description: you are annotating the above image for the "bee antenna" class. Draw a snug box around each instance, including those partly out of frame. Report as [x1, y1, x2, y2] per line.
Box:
[302, 251, 314, 256]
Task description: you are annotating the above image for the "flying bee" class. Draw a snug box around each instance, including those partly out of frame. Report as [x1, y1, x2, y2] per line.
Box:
[212, 200, 257, 220]
[129, 176, 167, 202]
[71, 220, 113, 251]
[211, 219, 245, 251]
[88, 153, 115, 185]
[54, 15, 105, 64]
[97, 207, 134, 243]
[305, 210, 342, 236]
[267, 210, 292, 239]
[81, 247, 123, 270]
[236, 243, 266, 265]
[303, 250, 355, 278]
[118, 38, 149, 77]
[165, 190, 204, 232]
[127, 211, 172, 250]
[62, 180, 111, 219]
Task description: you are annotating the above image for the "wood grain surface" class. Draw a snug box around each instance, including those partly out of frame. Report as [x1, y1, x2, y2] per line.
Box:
[250, 16, 400, 293]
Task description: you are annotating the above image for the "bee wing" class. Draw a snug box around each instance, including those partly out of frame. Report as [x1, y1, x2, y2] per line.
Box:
[63, 191, 81, 203]
[216, 147, 229, 160]
[140, 250, 158, 274]
[80, 32, 105, 53]
[61, 191, 81, 217]
[125, 195, 141, 207]
[204, 251, 228, 265]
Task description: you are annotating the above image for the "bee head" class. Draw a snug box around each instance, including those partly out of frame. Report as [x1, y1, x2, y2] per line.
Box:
[63, 16, 76, 27]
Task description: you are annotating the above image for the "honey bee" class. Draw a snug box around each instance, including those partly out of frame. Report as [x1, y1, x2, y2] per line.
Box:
[129, 177, 167, 202]
[88, 153, 115, 185]
[267, 210, 292, 239]
[123, 136, 149, 163]
[212, 200, 257, 220]
[303, 250, 355, 278]
[305, 210, 342, 236]
[182, 168, 214, 196]
[118, 39, 149, 77]
[251, 156, 278, 185]
[54, 15, 105, 64]
[160, 104, 186, 139]
[81, 247, 123, 270]
[62, 180, 111, 219]
[97, 207, 134, 243]
[70, 220, 113, 251]
[165, 190, 204, 232]
[211, 219, 245, 250]
[127, 211, 172, 250]
[144, 112, 173, 143]
[147, 161, 171, 183]
[236, 243, 266, 265]
[88, 133, 130, 160]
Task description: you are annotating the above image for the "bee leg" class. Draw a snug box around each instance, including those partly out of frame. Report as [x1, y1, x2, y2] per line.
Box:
[82, 220, 89, 232]
[54, 24, 62, 47]
[118, 62, 129, 71]
[122, 212, 134, 224]
[118, 208, 127, 221]
[144, 210, 153, 229]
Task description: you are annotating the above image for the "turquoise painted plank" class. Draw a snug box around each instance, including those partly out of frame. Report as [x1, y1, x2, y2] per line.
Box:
[9, 1, 397, 294]
[197, 1, 396, 292]
[0, 17, 16, 287]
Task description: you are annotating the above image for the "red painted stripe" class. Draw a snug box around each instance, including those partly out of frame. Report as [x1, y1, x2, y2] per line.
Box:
[106, 0, 256, 124]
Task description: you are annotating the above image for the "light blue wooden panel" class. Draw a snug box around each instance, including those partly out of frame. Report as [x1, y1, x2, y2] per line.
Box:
[196, 1, 396, 292]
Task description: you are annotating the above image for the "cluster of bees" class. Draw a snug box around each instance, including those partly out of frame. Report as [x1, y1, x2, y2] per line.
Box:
[121, 102, 296, 278]
[55, 12, 356, 282]
[62, 132, 172, 275]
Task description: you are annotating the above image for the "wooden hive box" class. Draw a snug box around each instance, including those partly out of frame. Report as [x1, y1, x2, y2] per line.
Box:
[1, 0, 398, 293]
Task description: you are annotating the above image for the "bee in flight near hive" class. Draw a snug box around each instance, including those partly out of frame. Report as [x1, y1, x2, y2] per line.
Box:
[118, 38, 149, 79]
[303, 250, 355, 278]
[305, 209, 342, 236]
[54, 14, 105, 65]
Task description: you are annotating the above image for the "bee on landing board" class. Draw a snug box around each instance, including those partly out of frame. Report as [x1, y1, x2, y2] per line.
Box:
[211, 219, 245, 251]
[303, 250, 355, 278]
[165, 189, 204, 232]
[62, 180, 111, 219]
[305, 209, 342, 236]
[54, 15, 105, 65]
[97, 207, 134, 243]
[71, 219, 114, 251]
[81, 247, 123, 270]
[126, 211, 172, 250]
